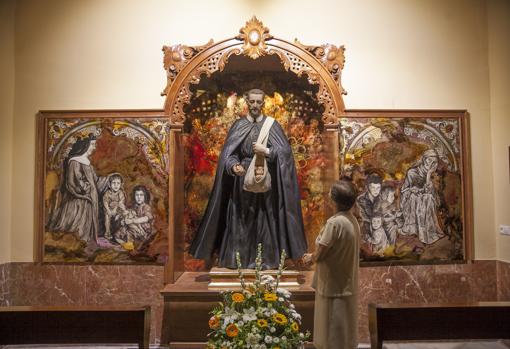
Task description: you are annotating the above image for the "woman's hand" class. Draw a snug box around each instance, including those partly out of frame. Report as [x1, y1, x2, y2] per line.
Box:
[302, 253, 314, 266]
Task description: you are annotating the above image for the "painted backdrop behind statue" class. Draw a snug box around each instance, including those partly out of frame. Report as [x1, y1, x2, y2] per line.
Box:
[179, 71, 337, 270]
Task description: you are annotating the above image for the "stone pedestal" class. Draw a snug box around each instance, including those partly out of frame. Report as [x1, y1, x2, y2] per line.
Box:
[160, 271, 314, 347]
[208, 267, 301, 289]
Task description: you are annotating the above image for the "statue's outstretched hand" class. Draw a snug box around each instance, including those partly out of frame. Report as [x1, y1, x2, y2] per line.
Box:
[232, 163, 246, 176]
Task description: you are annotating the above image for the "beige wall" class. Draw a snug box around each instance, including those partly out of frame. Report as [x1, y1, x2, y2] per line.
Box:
[488, 0, 510, 262]
[0, 0, 16, 263]
[4, 0, 502, 261]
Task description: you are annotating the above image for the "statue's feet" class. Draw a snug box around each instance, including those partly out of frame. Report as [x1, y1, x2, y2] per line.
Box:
[246, 262, 274, 270]
[247, 262, 256, 269]
[261, 263, 273, 270]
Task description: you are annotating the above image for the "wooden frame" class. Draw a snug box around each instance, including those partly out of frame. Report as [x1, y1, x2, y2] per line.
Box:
[35, 110, 170, 265]
[162, 17, 347, 283]
[343, 109, 473, 265]
[162, 16, 346, 127]
[160, 17, 474, 280]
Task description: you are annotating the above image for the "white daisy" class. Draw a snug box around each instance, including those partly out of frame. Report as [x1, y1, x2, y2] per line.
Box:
[242, 307, 258, 322]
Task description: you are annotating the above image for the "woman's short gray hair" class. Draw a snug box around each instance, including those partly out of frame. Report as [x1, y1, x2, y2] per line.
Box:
[330, 180, 358, 211]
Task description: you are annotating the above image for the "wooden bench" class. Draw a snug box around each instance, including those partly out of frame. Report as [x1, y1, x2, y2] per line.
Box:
[0, 305, 150, 348]
[368, 302, 510, 349]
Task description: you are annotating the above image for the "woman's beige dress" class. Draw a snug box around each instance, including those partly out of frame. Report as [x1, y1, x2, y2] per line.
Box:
[311, 211, 360, 349]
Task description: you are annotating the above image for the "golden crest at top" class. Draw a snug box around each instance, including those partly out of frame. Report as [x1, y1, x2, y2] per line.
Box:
[237, 16, 273, 59]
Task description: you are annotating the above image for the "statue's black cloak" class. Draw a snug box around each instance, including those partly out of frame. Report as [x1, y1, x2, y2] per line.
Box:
[189, 116, 307, 268]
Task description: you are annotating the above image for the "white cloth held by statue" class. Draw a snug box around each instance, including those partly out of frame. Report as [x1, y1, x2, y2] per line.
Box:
[243, 116, 275, 193]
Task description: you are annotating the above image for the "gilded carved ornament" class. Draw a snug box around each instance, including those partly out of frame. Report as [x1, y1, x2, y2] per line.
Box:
[236, 16, 273, 59]
[162, 17, 346, 125]
[294, 40, 347, 95]
[161, 39, 214, 96]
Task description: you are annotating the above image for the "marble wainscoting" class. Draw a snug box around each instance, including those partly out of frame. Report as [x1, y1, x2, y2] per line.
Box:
[0, 262, 10, 306]
[0, 260, 508, 345]
[497, 260, 510, 301]
[357, 260, 498, 342]
[4, 263, 165, 344]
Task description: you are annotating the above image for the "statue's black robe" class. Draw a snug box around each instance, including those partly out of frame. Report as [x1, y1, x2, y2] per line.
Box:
[189, 116, 307, 268]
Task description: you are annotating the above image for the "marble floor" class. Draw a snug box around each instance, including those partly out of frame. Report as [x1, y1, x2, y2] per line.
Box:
[0, 346, 153, 349]
[0, 346, 160, 349]
[1, 343, 510, 349]
[383, 342, 510, 349]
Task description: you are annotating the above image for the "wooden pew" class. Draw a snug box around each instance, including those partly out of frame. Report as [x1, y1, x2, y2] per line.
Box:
[0, 305, 150, 349]
[368, 302, 510, 349]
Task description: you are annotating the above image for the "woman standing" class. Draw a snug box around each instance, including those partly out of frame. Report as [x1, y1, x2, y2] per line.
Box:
[48, 134, 109, 243]
[303, 180, 360, 349]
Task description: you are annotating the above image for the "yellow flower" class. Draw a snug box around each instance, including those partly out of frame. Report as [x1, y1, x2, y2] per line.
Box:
[264, 292, 277, 302]
[226, 323, 239, 337]
[273, 347, 281, 349]
[272, 313, 288, 325]
[231, 292, 245, 303]
[257, 319, 268, 328]
[291, 321, 299, 332]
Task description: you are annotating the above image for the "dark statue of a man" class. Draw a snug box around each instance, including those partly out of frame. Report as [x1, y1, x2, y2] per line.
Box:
[189, 89, 308, 269]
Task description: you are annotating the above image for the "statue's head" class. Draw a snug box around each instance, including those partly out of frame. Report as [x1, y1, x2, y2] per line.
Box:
[244, 89, 265, 117]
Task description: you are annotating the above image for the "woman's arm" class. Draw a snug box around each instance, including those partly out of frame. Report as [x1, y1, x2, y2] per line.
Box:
[313, 243, 331, 263]
[303, 220, 339, 265]
[302, 243, 331, 265]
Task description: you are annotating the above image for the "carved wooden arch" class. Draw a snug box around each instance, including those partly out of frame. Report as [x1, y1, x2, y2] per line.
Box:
[162, 17, 346, 126]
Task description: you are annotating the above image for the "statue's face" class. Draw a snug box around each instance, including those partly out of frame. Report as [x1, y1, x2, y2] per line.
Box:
[247, 93, 264, 117]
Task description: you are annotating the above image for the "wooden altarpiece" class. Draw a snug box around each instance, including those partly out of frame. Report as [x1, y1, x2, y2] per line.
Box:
[160, 17, 346, 345]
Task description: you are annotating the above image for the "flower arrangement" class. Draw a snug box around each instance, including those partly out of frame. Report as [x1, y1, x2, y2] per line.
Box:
[207, 244, 310, 349]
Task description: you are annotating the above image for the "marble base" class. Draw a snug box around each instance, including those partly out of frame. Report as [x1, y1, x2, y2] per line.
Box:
[0, 260, 509, 344]
[357, 261, 498, 341]
[497, 260, 510, 301]
[0, 263, 164, 344]
[208, 267, 300, 289]
[0, 262, 9, 306]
